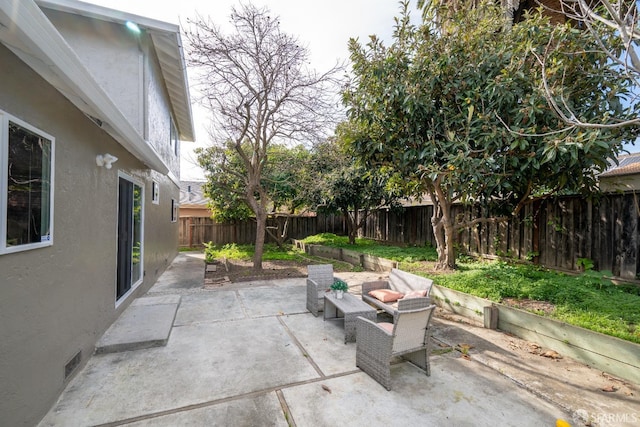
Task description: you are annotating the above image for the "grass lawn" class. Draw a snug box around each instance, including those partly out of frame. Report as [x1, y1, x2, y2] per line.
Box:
[300, 234, 640, 344]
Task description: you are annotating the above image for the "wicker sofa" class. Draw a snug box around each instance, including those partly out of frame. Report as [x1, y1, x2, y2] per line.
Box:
[361, 268, 433, 318]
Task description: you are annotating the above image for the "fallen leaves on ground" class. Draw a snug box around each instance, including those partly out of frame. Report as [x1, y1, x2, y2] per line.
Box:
[541, 350, 563, 360]
[455, 343, 475, 352]
[455, 343, 474, 360]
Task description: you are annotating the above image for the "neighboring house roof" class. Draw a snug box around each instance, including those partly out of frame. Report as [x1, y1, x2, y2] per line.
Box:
[599, 152, 640, 178]
[179, 181, 208, 208]
[0, 0, 194, 175]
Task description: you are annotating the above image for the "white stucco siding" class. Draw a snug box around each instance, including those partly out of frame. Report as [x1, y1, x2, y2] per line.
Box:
[43, 9, 145, 136]
[144, 41, 180, 176]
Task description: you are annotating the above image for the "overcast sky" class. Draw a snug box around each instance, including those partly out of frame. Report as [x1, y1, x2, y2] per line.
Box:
[83, 0, 418, 180]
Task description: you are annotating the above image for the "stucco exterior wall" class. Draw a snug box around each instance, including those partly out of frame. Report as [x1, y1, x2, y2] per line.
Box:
[144, 41, 181, 176]
[599, 175, 640, 193]
[0, 44, 177, 427]
[43, 9, 144, 136]
[43, 9, 182, 179]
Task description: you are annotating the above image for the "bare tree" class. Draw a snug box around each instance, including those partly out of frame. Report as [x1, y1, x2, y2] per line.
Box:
[185, 3, 343, 269]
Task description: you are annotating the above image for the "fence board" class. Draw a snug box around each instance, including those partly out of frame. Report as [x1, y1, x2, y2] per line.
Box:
[180, 193, 640, 280]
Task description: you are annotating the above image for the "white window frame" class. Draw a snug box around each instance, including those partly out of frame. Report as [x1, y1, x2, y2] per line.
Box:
[170, 117, 179, 156]
[0, 111, 55, 254]
[151, 180, 159, 205]
[171, 198, 178, 222]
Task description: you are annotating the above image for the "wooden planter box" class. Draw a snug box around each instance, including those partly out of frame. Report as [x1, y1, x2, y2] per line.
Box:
[294, 241, 397, 272]
[293, 241, 640, 383]
[432, 285, 640, 385]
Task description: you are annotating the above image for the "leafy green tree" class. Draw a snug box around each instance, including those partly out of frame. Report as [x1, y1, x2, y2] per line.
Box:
[343, 1, 639, 269]
[186, 4, 341, 268]
[197, 143, 312, 246]
[196, 143, 254, 223]
[263, 144, 311, 215]
[418, 0, 640, 129]
[307, 135, 401, 244]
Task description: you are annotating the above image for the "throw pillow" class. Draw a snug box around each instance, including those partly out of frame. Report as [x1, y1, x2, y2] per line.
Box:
[404, 290, 427, 299]
[368, 289, 404, 303]
[377, 322, 394, 334]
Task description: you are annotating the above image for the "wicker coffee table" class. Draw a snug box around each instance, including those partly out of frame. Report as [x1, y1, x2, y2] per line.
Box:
[324, 292, 377, 343]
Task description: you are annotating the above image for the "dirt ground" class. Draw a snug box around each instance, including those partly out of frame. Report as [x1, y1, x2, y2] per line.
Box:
[203, 258, 556, 314]
[204, 258, 309, 285]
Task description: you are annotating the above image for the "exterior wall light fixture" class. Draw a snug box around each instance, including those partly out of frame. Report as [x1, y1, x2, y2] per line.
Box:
[125, 21, 141, 34]
[96, 153, 118, 169]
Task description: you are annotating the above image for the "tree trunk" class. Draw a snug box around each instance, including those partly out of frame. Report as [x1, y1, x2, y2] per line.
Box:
[345, 208, 357, 244]
[253, 208, 266, 269]
[443, 220, 456, 270]
[431, 179, 457, 270]
[432, 214, 447, 269]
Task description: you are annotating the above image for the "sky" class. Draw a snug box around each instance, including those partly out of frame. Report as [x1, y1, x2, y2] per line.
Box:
[83, 0, 418, 180]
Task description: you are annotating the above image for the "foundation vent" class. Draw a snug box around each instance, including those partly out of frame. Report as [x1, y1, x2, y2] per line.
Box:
[64, 351, 82, 380]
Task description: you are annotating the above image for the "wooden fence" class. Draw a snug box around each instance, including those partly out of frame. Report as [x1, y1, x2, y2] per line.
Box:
[179, 193, 640, 279]
[179, 213, 346, 248]
[360, 193, 640, 280]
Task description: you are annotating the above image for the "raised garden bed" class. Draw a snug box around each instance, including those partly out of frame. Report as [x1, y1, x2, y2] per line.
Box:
[432, 285, 640, 384]
[296, 241, 640, 384]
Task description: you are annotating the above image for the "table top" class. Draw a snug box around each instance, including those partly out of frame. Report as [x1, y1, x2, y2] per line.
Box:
[325, 292, 376, 314]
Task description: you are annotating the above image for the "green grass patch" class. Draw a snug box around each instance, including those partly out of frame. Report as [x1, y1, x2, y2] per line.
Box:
[203, 241, 355, 271]
[300, 233, 438, 263]
[435, 261, 640, 344]
[204, 242, 308, 263]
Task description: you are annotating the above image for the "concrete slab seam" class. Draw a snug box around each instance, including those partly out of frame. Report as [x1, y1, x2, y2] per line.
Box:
[277, 315, 325, 377]
[249, 311, 310, 320]
[89, 372, 363, 427]
[276, 389, 297, 427]
[235, 290, 250, 318]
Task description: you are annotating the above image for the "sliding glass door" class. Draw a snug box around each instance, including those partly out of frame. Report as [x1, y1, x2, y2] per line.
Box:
[116, 175, 143, 301]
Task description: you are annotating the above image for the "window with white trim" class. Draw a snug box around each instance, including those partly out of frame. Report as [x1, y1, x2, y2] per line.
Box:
[151, 181, 159, 205]
[170, 118, 179, 156]
[171, 198, 178, 222]
[0, 111, 54, 254]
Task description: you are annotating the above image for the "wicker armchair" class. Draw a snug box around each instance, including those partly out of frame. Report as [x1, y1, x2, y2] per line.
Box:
[356, 304, 436, 390]
[306, 264, 335, 317]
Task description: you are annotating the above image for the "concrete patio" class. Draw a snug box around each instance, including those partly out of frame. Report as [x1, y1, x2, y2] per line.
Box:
[38, 253, 639, 427]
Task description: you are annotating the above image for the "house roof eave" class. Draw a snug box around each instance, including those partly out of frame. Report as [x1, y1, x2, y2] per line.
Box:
[37, 0, 195, 142]
[0, 0, 172, 174]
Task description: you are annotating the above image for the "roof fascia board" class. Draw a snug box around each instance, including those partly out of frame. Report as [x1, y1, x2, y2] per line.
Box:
[36, 0, 180, 33]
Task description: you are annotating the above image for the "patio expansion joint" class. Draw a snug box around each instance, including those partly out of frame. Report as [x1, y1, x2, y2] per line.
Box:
[235, 289, 250, 318]
[90, 372, 363, 427]
[276, 389, 296, 427]
[277, 315, 325, 377]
